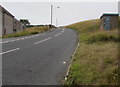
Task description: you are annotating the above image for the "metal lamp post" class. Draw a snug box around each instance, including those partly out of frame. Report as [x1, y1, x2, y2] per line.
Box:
[50, 5, 60, 28]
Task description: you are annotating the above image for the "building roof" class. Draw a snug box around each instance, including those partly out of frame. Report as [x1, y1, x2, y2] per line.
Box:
[100, 13, 119, 19]
[0, 5, 2, 12]
[1, 5, 14, 17]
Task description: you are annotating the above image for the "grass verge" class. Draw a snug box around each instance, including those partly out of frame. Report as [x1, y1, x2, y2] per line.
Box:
[2, 26, 50, 38]
[64, 19, 119, 85]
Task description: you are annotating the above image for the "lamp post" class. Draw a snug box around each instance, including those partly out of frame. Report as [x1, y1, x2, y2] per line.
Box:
[50, 5, 60, 28]
[56, 18, 58, 27]
[50, 5, 53, 28]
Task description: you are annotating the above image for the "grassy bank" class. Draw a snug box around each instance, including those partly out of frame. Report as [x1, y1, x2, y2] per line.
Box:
[64, 19, 119, 85]
[2, 26, 49, 38]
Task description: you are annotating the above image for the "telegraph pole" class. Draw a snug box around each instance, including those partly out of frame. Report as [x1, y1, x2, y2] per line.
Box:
[56, 18, 58, 27]
[50, 5, 60, 28]
[50, 5, 53, 28]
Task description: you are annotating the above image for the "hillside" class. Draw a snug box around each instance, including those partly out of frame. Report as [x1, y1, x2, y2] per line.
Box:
[64, 18, 119, 85]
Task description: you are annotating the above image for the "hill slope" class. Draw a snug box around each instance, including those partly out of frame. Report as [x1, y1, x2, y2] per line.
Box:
[64, 18, 119, 85]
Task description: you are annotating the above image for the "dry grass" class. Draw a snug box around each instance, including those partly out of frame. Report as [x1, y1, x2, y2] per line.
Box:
[64, 19, 119, 85]
[65, 42, 118, 85]
[2, 26, 49, 38]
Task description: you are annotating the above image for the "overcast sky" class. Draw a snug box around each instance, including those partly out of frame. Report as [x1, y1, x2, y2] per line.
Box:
[0, 0, 119, 26]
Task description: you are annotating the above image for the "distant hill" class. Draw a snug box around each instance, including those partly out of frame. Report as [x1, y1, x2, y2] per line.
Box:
[66, 19, 100, 33]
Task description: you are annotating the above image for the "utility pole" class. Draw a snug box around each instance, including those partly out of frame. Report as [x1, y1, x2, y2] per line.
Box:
[56, 18, 58, 27]
[50, 5, 60, 28]
[50, 5, 53, 28]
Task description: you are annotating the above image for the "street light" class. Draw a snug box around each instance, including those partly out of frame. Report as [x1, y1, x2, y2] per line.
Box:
[50, 5, 60, 28]
[50, 5, 53, 28]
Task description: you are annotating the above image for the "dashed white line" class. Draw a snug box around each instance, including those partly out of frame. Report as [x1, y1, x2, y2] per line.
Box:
[62, 29, 64, 32]
[0, 41, 8, 43]
[0, 48, 20, 55]
[16, 39, 20, 41]
[11, 40, 15, 42]
[1, 29, 64, 44]
[8, 40, 14, 43]
[55, 29, 64, 37]
[35, 37, 51, 44]
[25, 36, 31, 39]
[21, 38, 25, 40]
[55, 33, 62, 37]
[1, 34, 42, 44]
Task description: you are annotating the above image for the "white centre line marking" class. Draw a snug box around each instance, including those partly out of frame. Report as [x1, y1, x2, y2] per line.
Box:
[0, 41, 8, 43]
[16, 39, 20, 41]
[55, 29, 64, 37]
[55, 33, 62, 37]
[1, 34, 42, 44]
[0, 48, 20, 55]
[21, 38, 25, 40]
[62, 29, 64, 32]
[35, 37, 52, 44]
[11, 40, 15, 42]
[25, 36, 31, 39]
[8, 40, 14, 43]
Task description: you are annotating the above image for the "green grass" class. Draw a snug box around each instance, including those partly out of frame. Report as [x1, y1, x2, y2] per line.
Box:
[64, 18, 119, 85]
[2, 26, 49, 38]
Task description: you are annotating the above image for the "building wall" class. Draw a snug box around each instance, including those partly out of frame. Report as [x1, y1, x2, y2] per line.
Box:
[104, 16, 111, 30]
[100, 17, 105, 30]
[1, 5, 22, 36]
[20, 22, 24, 31]
[3, 12, 14, 35]
[100, 15, 118, 30]
[0, 5, 3, 37]
[14, 19, 21, 32]
[1, 5, 24, 36]
[110, 16, 118, 29]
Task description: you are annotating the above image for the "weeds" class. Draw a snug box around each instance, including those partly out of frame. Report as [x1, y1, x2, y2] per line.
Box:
[64, 19, 118, 85]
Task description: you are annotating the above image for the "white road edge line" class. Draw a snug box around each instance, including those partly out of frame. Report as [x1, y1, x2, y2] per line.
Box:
[0, 48, 20, 55]
[35, 37, 52, 44]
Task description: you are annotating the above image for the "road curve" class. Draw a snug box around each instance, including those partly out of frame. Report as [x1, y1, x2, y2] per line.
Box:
[2, 28, 78, 85]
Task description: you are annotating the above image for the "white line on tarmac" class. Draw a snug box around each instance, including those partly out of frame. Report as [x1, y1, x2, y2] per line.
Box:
[1, 34, 42, 44]
[55, 33, 62, 37]
[16, 39, 20, 41]
[62, 29, 64, 32]
[1, 29, 63, 44]
[35, 37, 51, 44]
[0, 41, 8, 43]
[11, 40, 15, 42]
[0, 48, 20, 55]
[55, 29, 64, 37]
[21, 38, 25, 40]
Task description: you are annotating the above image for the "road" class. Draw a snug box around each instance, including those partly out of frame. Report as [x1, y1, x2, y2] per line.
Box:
[2, 28, 78, 85]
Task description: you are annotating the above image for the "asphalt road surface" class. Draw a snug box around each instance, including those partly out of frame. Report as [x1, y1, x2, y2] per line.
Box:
[2, 28, 78, 85]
